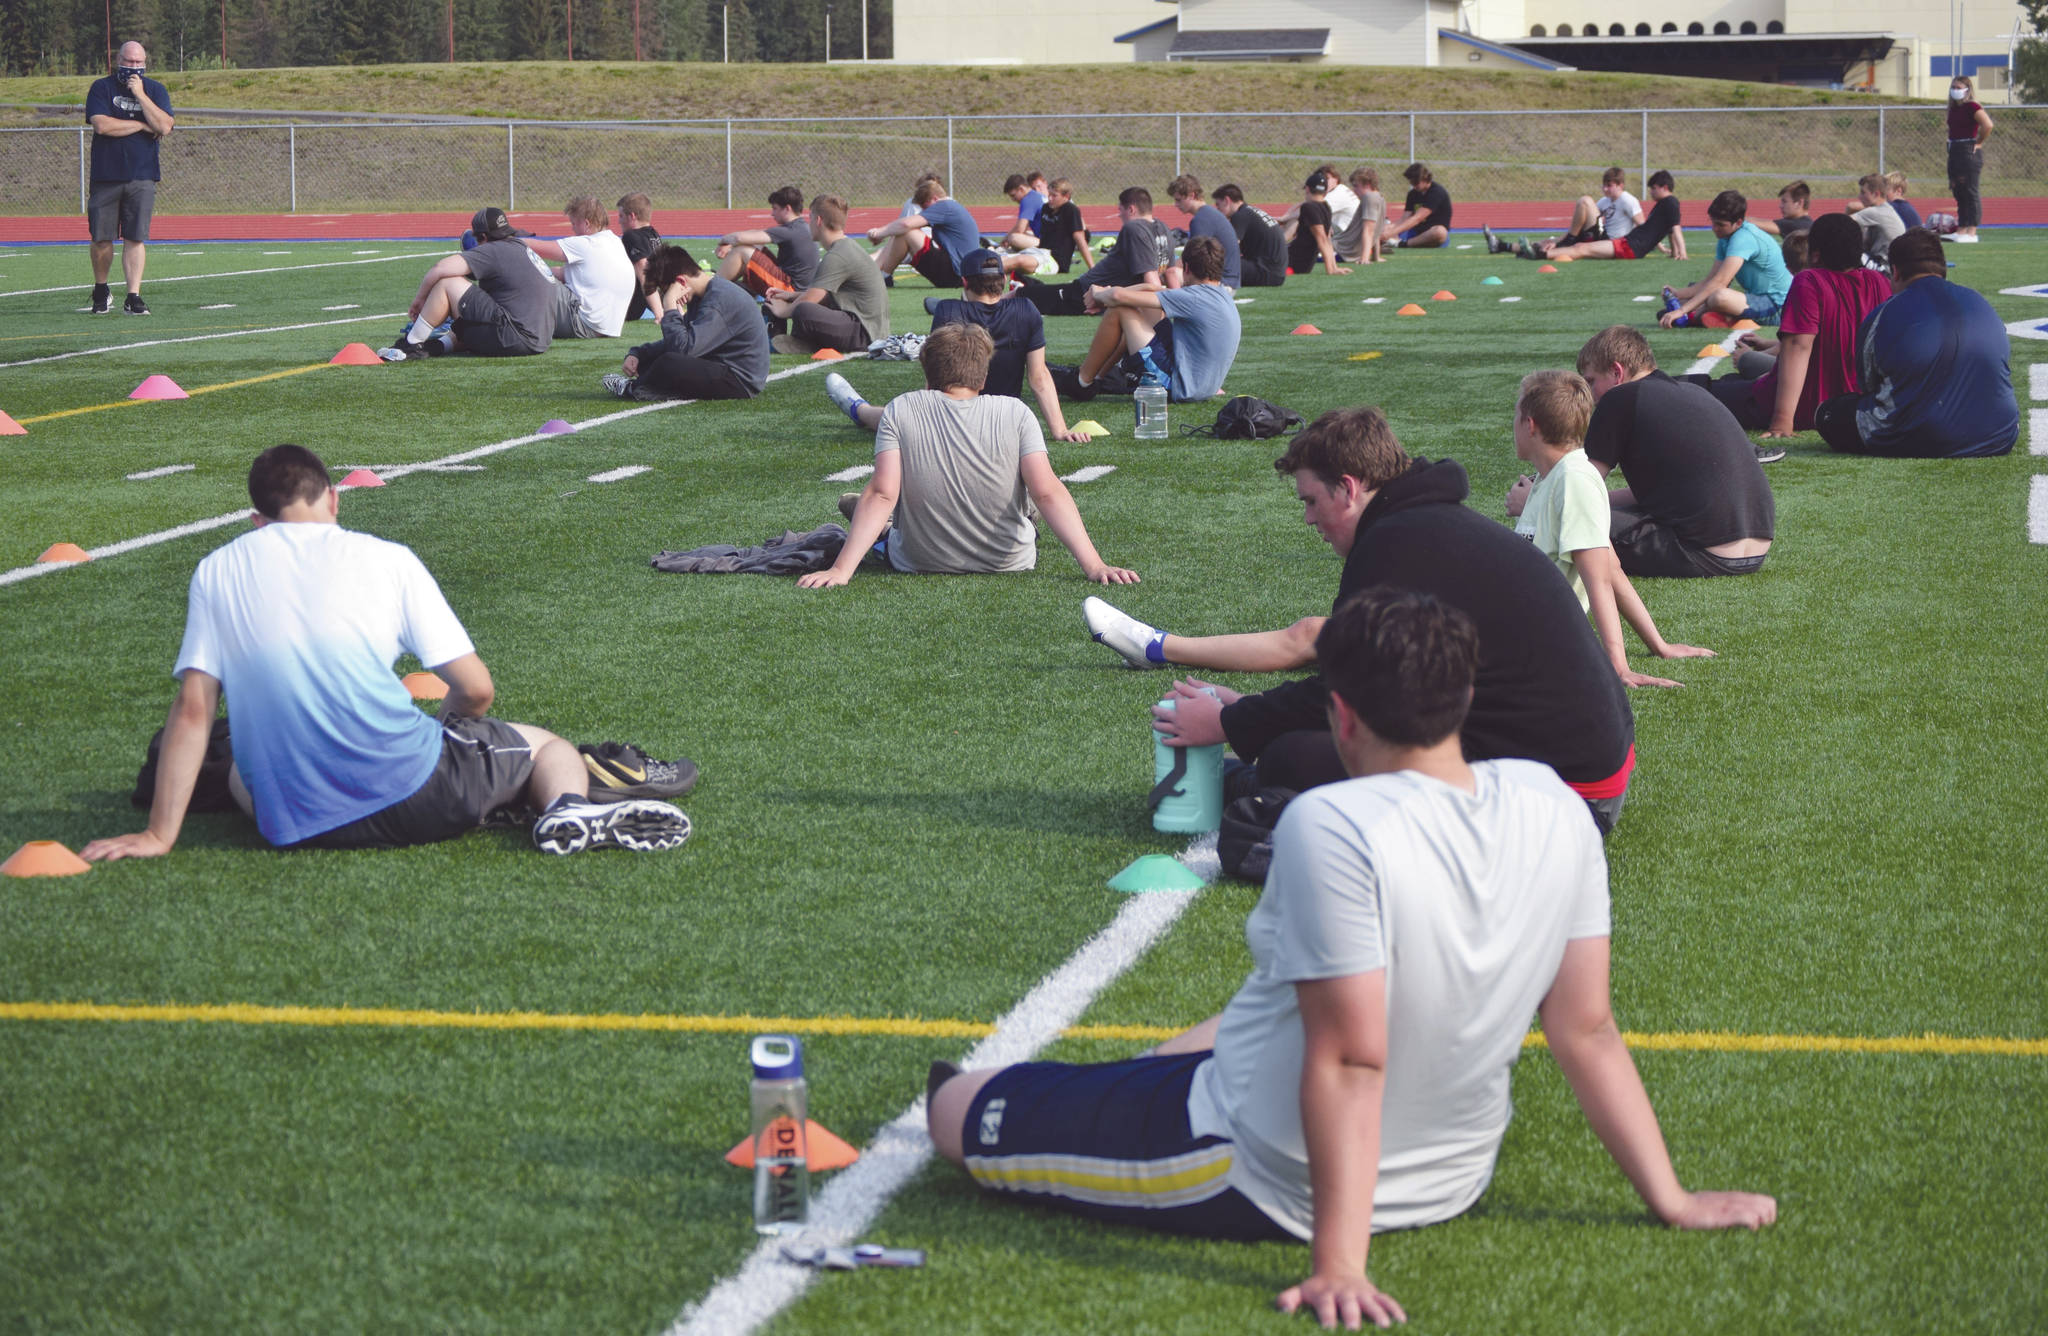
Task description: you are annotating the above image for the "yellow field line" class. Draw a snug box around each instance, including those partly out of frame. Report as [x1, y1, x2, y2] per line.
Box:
[16, 362, 332, 424]
[0, 1000, 2042, 1058]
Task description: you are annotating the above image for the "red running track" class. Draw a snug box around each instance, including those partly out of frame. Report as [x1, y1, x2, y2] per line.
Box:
[3, 197, 2043, 244]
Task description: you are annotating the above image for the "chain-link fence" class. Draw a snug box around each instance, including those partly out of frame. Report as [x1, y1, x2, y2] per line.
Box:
[4, 106, 2042, 218]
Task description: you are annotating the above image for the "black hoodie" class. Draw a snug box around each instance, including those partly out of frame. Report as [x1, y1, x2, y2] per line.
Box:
[1218, 458, 1635, 786]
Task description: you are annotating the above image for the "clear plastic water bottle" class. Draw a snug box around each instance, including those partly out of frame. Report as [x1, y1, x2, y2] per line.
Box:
[1150, 692, 1225, 833]
[750, 1035, 810, 1235]
[1133, 383, 1169, 439]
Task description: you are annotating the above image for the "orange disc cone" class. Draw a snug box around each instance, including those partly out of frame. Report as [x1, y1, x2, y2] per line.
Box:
[724, 1118, 861, 1171]
[1396, 303, 1427, 316]
[37, 542, 91, 563]
[130, 374, 188, 400]
[329, 342, 383, 366]
[809, 347, 844, 361]
[1431, 290, 1457, 301]
[339, 469, 385, 488]
[1697, 344, 1728, 358]
[2, 840, 92, 877]
[1536, 264, 1558, 273]
[401, 671, 448, 700]
[0, 410, 25, 436]
[1290, 323, 1322, 335]
[1732, 319, 1761, 331]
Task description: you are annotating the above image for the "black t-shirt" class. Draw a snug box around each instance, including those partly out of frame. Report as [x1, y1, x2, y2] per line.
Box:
[1287, 199, 1335, 273]
[1078, 218, 1171, 290]
[1583, 372, 1775, 546]
[929, 295, 1045, 401]
[1775, 214, 1814, 237]
[621, 224, 662, 264]
[1038, 201, 1087, 268]
[1404, 182, 1453, 231]
[1230, 206, 1288, 272]
[1627, 195, 1682, 253]
[1219, 459, 1633, 785]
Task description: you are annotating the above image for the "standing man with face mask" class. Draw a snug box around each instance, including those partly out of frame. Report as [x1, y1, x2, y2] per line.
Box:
[85, 41, 174, 316]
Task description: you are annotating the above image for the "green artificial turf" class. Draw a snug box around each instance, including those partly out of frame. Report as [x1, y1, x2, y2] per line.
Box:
[1, 234, 2045, 1333]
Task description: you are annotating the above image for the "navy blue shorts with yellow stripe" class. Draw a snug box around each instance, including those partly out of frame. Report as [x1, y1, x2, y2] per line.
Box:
[961, 1051, 1291, 1241]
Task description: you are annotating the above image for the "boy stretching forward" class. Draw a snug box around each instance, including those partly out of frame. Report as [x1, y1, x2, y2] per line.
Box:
[1505, 371, 1713, 689]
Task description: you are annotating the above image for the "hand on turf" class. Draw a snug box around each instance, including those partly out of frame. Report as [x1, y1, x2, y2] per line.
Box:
[1084, 563, 1141, 585]
[797, 568, 852, 589]
[1328, 265, 1354, 275]
[1619, 666, 1685, 689]
[1760, 429, 1798, 439]
[1664, 1190, 1778, 1231]
[1276, 1270, 1407, 1330]
[1052, 427, 1093, 443]
[1656, 643, 1716, 660]
[80, 830, 173, 862]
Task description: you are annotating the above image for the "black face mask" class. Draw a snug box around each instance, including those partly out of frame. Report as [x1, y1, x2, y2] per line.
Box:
[117, 65, 146, 82]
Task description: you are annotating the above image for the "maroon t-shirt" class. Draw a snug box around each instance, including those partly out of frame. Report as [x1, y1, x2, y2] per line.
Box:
[1948, 99, 1983, 139]
[1748, 267, 1893, 428]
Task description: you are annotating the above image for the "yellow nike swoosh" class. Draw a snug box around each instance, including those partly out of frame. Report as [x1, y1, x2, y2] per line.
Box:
[586, 756, 646, 784]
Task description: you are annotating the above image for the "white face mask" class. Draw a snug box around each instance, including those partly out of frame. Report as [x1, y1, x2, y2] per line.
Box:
[1951, 86, 1968, 100]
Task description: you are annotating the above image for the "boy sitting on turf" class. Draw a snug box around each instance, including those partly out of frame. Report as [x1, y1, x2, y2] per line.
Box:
[824, 248, 1088, 441]
[714, 184, 820, 297]
[1489, 170, 1684, 264]
[932, 587, 1774, 1330]
[1033, 177, 1094, 275]
[1659, 190, 1791, 328]
[1504, 371, 1714, 690]
[615, 191, 662, 324]
[1016, 186, 1170, 317]
[867, 176, 984, 292]
[1883, 171, 1923, 231]
[762, 193, 890, 356]
[1056, 235, 1241, 404]
[518, 194, 636, 340]
[1752, 180, 1813, 238]
[1848, 173, 1905, 268]
[85, 445, 695, 862]
[797, 324, 1138, 589]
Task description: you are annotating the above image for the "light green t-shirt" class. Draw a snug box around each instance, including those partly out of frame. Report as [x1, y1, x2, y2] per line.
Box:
[1514, 449, 1610, 613]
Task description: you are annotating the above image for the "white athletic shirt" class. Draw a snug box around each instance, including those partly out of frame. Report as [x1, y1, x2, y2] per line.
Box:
[556, 230, 635, 337]
[1598, 191, 1643, 242]
[1187, 760, 1611, 1237]
[1325, 182, 1361, 235]
[175, 522, 474, 847]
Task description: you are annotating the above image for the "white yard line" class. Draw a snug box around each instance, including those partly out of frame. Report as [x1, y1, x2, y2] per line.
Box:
[0, 251, 438, 300]
[667, 834, 1215, 1336]
[587, 465, 652, 483]
[125, 464, 195, 480]
[2031, 477, 2048, 544]
[1682, 329, 1745, 376]
[2032, 409, 2048, 457]
[824, 464, 875, 483]
[0, 312, 406, 369]
[1060, 465, 1116, 483]
[1499, 296, 1522, 303]
[322, 304, 361, 311]
[2030, 364, 2048, 400]
[0, 360, 840, 590]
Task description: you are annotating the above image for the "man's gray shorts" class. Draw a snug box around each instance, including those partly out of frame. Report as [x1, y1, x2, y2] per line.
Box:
[286, 716, 536, 850]
[87, 179, 157, 243]
[552, 283, 607, 339]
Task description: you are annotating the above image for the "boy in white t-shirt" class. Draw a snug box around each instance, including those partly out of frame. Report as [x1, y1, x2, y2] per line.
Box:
[520, 194, 635, 338]
[1504, 369, 1714, 690]
[928, 589, 1775, 1329]
[84, 445, 694, 862]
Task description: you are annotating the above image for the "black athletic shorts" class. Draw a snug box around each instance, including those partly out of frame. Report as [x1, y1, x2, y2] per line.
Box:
[87, 179, 157, 243]
[1610, 503, 1768, 579]
[286, 716, 536, 850]
[909, 236, 962, 288]
[454, 285, 547, 356]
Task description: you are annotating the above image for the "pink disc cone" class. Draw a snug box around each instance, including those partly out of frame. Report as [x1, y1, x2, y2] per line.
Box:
[539, 419, 575, 435]
[339, 469, 385, 488]
[130, 374, 188, 400]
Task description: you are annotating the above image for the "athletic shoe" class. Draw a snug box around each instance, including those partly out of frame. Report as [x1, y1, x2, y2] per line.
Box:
[378, 341, 427, 362]
[123, 292, 148, 315]
[922, 295, 945, 316]
[579, 740, 700, 801]
[89, 283, 111, 315]
[532, 794, 692, 855]
[1482, 223, 1501, 254]
[867, 332, 924, 361]
[771, 332, 816, 356]
[1514, 240, 1537, 260]
[1084, 596, 1167, 669]
[825, 371, 868, 424]
[1951, 233, 1979, 243]
[1753, 442, 1787, 464]
[602, 371, 660, 400]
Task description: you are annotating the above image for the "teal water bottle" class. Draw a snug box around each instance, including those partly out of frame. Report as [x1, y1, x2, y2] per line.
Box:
[1149, 692, 1224, 833]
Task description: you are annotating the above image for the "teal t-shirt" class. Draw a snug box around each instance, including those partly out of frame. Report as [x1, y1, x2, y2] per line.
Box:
[1715, 221, 1792, 307]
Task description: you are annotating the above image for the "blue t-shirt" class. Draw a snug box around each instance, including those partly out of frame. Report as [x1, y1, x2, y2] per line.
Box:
[1855, 277, 2018, 457]
[1017, 189, 1047, 234]
[1715, 221, 1792, 308]
[930, 295, 1045, 401]
[85, 73, 171, 182]
[1890, 198, 1923, 231]
[1184, 203, 1243, 290]
[919, 198, 984, 269]
[1157, 283, 1242, 403]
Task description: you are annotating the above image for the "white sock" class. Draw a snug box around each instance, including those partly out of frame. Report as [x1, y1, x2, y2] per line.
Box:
[407, 316, 435, 345]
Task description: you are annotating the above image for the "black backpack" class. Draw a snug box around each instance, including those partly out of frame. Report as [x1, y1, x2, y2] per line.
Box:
[1184, 396, 1305, 440]
[1217, 786, 1299, 883]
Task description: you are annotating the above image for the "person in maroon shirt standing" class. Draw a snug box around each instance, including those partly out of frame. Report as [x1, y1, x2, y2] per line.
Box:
[1946, 75, 1994, 242]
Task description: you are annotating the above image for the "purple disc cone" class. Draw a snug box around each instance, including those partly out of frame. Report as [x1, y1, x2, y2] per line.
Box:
[539, 418, 575, 435]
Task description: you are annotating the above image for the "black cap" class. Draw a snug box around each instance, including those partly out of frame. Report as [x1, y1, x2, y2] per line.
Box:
[958, 249, 1006, 281]
[1305, 171, 1329, 194]
[470, 206, 517, 243]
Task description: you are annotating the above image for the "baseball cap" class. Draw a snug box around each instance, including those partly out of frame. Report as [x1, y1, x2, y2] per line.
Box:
[1304, 171, 1330, 193]
[958, 248, 1006, 281]
[471, 207, 517, 243]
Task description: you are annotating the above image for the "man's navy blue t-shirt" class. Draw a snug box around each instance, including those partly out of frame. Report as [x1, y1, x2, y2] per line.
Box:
[1184, 203, 1242, 289]
[930, 296, 1045, 401]
[85, 73, 172, 181]
[1855, 277, 2018, 457]
[919, 199, 984, 269]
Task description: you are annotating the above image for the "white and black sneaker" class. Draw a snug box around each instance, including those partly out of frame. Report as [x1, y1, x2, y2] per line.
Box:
[123, 292, 149, 315]
[532, 795, 692, 855]
[88, 283, 112, 314]
[1754, 442, 1787, 464]
[1482, 223, 1501, 254]
[1084, 596, 1168, 670]
[602, 372, 662, 401]
[378, 341, 426, 362]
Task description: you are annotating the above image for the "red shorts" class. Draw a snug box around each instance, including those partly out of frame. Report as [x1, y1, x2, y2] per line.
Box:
[1564, 744, 1635, 801]
[1612, 236, 1639, 260]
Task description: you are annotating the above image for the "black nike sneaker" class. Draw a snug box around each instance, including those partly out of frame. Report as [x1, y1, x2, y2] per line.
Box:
[579, 740, 700, 802]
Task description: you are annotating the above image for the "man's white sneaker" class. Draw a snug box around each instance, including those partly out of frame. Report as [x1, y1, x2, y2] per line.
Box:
[1084, 596, 1167, 670]
[825, 371, 867, 424]
[532, 795, 692, 855]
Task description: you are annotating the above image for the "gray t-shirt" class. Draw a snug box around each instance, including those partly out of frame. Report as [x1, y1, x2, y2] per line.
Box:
[1850, 202, 1905, 265]
[1184, 203, 1242, 290]
[1157, 282, 1241, 402]
[875, 391, 1047, 574]
[812, 236, 889, 342]
[766, 218, 820, 290]
[461, 240, 558, 349]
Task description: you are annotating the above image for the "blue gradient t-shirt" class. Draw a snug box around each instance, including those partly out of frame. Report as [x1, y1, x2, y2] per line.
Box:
[175, 522, 475, 846]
